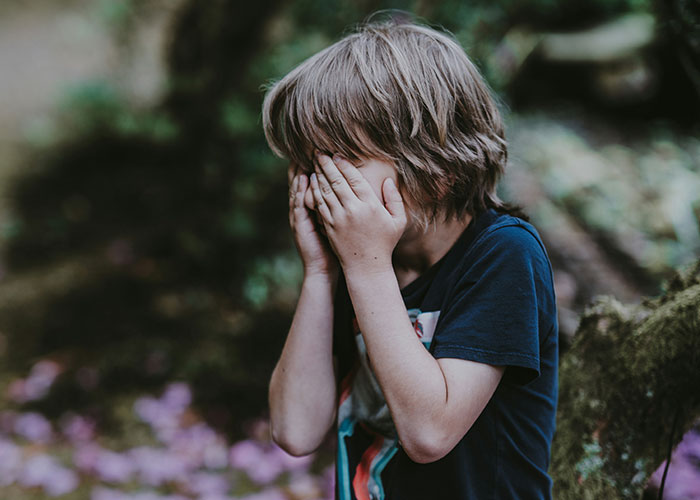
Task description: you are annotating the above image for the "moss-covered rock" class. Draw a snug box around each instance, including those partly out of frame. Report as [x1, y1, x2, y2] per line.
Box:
[552, 259, 700, 498]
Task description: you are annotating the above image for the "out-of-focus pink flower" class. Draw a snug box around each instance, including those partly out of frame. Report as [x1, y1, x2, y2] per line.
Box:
[170, 422, 228, 469]
[230, 439, 313, 485]
[0, 437, 22, 486]
[130, 446, 192, 486]
[94, 449, 135, 483]
[134, 384, 192, 445]
[134, 396, 179, 444]
[91, 486, 127, 500]
[18, 454, 79, 496]
[0, 410, 18, 434]
[238, 488, 288, 500]
[648, 428, 700, 499]
[229, 440, 265, 470]
[92, 487, 190, 500]
[247, 458, 285, 485]
[60, 413, 96, 443]
[23, 360, 62, 401]
[14, 412, 53, 443]
[188, 470, 231, 496]
[161, 382, 191, 411]
[74, 442, 101, 472]
[288, 472, 322, 499]
[268, 444, 314, 472]
[321, 464, 335, 500]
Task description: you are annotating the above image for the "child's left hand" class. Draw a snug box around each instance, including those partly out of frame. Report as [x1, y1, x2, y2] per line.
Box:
[309, 153, 407, 275]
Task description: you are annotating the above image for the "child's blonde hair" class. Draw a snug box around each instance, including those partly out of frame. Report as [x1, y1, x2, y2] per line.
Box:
[262, 19, 508, 225]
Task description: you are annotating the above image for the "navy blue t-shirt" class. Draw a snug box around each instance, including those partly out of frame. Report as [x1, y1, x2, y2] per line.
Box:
[333, 209, 559, 500]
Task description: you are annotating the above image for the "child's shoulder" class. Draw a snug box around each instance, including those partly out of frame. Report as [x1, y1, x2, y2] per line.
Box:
[462, 210, 552, 274]
[471, 210, 545, 250]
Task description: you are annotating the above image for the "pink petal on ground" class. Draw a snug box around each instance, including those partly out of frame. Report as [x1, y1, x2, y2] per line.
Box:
[169, 422, 228, 469]
[161, 382, 192, 411]
[648, 428, 700, 499]
[0, 438, 22, 486]
[18, 454, 79, 496]
[321, 464, 335, 500]
[91, 487, 128, 500]
[23, 360, 62, 401]
[268, 444, 314, 472]
[130, 446, 192, 486]
[94, 449, 135, 483]
[60, 413, 96, 443]
[188, 471, 231, 496]
[43, 467, 79, 497]
[74, 442, 102, 472]
[14, 412, 53, 443]
[134, 397, 180, 444]
[246, 458, 285, 485]
[238, 488, 288, 500]
[0, 410, 18, 433]
[229, 440, 265, 469]
[287, 472, 322, 498]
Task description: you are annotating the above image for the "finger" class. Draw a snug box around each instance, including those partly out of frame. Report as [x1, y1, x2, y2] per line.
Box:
[382, 178, 407, 224]
[289, 175, 298, 227]
[310, 173, 333, 224]
[287, 163, 297, 187]
[295, 174, 309, 210]
[315, 154, 356, 205]
[314, 167, 342, 214]
[331, 155, 376, 201]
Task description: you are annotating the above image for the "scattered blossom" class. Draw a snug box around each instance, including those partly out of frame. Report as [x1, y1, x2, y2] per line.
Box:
[6, 360, 62, 403]
[130, 446, 192, 486]
[188, 470, 231, 496]
[0, 437, 22, 486]
[94, 449, 135, 483]
[18, 454, 79, 496]
[0, 378, 331, 499]
[60, 412, 96, 443]
[14, 411, 53, 443]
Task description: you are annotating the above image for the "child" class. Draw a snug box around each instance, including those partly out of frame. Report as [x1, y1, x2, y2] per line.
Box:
[263, 19, 558, 500]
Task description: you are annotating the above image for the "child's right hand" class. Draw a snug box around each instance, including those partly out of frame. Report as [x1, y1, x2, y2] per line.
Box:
[288, 164, 338, 280]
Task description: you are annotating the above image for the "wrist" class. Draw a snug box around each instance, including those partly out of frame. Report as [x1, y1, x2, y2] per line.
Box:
[342, 260, 395, 284]
[302, 269, 339, 290]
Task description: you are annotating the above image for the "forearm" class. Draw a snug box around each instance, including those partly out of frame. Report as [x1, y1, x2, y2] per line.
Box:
[269, 274, 338, 455]
[344, 266, 450, 458]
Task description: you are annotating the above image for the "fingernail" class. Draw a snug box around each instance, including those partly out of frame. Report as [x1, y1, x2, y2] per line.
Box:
[310, 172, 317, 183]
[332, 154, 341, 163]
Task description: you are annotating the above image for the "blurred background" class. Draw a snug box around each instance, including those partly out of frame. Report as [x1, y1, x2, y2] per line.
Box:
[0, 0, 697, 498]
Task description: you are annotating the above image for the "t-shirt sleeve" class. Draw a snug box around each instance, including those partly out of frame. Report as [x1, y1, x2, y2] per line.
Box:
[431, 224, 549, 386]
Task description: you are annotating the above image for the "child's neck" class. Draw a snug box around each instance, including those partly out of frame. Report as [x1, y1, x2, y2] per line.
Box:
[393, 214, 472, 289]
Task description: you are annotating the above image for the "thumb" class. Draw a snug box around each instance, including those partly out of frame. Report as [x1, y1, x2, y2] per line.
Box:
[382, 178, 406, 221]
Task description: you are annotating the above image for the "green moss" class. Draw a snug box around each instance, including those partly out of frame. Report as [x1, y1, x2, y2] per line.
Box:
[552, 260, 700, 499]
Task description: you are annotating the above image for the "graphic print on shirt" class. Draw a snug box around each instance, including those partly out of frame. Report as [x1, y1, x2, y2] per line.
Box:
[336, 308, 440, 500]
